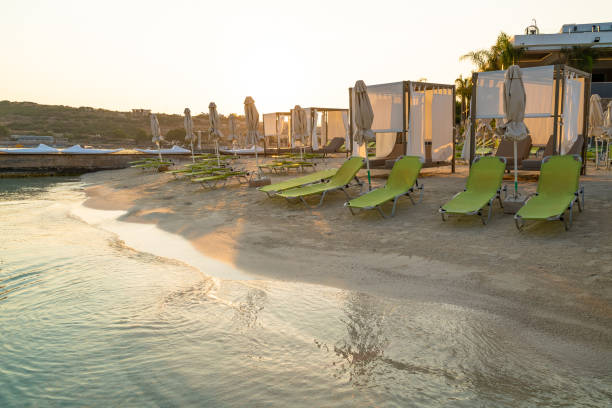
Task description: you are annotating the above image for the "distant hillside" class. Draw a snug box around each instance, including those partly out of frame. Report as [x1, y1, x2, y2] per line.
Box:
[0, 101, 247, 148]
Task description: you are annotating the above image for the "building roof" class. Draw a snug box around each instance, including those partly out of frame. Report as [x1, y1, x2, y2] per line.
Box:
[512, 31, 612, 51]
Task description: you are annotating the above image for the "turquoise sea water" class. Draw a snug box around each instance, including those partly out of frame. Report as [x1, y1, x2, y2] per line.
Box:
[0, 177, 611, 407]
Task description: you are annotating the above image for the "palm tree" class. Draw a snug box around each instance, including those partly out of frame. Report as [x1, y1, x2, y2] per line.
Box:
[461, 32, 524, 72]
[560, 45, 599, 72]
[455, 75, 472, 126]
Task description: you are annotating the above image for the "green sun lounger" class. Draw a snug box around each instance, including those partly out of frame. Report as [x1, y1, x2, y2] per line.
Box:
[258, 168, 338, 197]
[344, 156, 423, 218]
[514, 155, 584, 231]
[439, 156, 507, 224]
[131, 160, 173, 169]
[276, 157, 364, 207]
[192, 170, 250, 189]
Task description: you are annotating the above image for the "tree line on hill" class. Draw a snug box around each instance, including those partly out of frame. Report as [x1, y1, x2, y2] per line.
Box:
[0, 100, 246, 147]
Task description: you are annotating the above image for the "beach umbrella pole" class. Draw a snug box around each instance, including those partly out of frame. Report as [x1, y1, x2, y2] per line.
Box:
[366, 153, 371, 191]
[513, 140, 518, 198]
[157, 141, 162, 162]
[216, 140, 220, 167]
[191, 141, 195, 163]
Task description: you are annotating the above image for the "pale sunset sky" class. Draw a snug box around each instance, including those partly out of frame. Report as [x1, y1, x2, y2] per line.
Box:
[1, 0, 609, 116]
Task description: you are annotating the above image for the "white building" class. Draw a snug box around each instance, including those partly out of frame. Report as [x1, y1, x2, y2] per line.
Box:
[511, 21, 612, 98]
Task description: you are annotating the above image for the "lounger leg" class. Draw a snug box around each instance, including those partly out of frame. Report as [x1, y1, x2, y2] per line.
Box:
[390, 196, 400, 217]
[578, 187, 584, 212]
[346, 204, 357, 216]
[481, 200, 494, 225]
[565, 202, 574, 231]
[514, 216, 524, 231]
[377, 206, 389, 219]
[406, 192, 415, 205]
[341, 188, 351, 201]
[315, 191, 327, 208]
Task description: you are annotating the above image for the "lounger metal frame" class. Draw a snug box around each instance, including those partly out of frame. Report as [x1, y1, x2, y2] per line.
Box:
[194, 169, 252, 189]
[345, 180, 424, 219]
[260, 174, 337, 198]
[282, 176, 363, 208]
[438, 156, 507, 225]
[514, 155, 585, 231]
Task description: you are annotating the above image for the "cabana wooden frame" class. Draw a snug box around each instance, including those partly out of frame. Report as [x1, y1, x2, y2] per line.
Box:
[469, 64, 591, 174]
[348, 81, 456, 172]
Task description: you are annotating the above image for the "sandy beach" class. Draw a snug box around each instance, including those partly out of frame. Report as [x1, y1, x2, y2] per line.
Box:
[82, 156, 612, 368]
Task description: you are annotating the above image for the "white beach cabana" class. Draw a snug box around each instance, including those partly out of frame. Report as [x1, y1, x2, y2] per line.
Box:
[349, 80, 456, 171]
[468, 64, 591, 172]
[262, 112, 291, 151]
[287, 107, 349, 152]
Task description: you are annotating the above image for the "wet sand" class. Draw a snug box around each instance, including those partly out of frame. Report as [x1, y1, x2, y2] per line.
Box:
[81, 156, 612, 370]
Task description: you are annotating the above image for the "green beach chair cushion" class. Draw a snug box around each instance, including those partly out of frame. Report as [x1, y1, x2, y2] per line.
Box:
[258, 168, 338, 196]
[345, 156, 423, 218]
[515, 155, 583, 231]
[440, 156, 506, 224]
[276, 157, 364, 207]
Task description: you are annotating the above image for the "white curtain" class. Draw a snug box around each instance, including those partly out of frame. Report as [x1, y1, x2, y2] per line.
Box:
[375, 133, 396, 157]
[320, 111, 327, 147]
[524, 117, 553, 145]
[407, 84, 426, 159]
[291, 110, 297, 148]
[431, 89, 454, 161]
[561, 76, 583, 154]
[367, 82, 404, 132]
[276, 114, 284, 148]
[341, 111, 349, 149]
[476, 65, 554, 119]
[310, 109, 319, 150]
[263, 113, 276, 137]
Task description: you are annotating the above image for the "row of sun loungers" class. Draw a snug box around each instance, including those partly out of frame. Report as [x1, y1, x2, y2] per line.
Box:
[259, 155, 585, 231]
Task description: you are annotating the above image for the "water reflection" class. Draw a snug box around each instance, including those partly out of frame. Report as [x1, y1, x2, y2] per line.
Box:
[232, 287, 267, 330]
[333, 292, 390, 386]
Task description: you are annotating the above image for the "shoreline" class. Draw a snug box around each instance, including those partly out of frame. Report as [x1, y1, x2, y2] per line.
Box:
[80, 158, 612, 359]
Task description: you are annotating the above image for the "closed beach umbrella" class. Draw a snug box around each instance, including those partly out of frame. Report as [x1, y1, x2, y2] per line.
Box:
[589, 94, 605, 168]
[603, 102, 612, 136]
[602, 102, 612, 169]
[292, 105, 308, 159]
[244, 96, 262, 175]
[589, 94, 604, 137]
[150, 113, 163, 161]
[184, 107, 195, 162]
[209, 102, 224, 166]
[292, 105, 307, 145]
[497, 65, 528, 199]
[353, 80, 375, 190]
[228, 114, 238, 146]
[197, 130, 202, 150]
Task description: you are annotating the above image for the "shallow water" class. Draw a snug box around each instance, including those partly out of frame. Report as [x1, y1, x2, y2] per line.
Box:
[0, 177, 610, 407]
